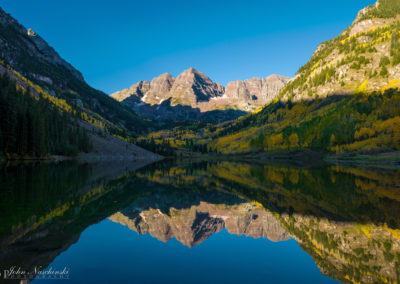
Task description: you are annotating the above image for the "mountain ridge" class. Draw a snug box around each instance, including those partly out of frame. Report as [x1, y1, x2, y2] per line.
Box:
[0, 6, 154, 136]
[0, 7, 84, 85]
[110, 68, 290, 121]
[0, 6, 160, 159]
[278, 0, 400, 103]
[166, 0, 400, 156]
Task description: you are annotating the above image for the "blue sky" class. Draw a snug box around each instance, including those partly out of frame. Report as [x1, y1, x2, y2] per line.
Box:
[0, 0, 376, 94]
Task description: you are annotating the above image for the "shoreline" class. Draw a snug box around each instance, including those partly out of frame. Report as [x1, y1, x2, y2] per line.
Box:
[175, 149, 400, 167]
[2, 151, 399, 168]
[0, 154, 164, 163]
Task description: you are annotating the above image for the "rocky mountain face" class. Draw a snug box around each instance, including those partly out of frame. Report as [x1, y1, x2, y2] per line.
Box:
[109, 201, 290, 248]
[110, 68, 290, 122]
[169, 67, 225, 106]
[279, 0, 400, 102]
[0, 8, 83, 86]
[213, 75, 290, 111]
[111, 73, 175, 104]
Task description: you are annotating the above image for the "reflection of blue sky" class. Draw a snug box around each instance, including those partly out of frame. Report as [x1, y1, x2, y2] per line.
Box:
[36, 219, 337, 283]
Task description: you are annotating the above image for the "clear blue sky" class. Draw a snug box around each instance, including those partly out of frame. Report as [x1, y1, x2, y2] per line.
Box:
[0, 0, 376, 94]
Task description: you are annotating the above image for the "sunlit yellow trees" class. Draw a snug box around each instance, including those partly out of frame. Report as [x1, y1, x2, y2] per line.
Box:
[288, 133, 299, 148]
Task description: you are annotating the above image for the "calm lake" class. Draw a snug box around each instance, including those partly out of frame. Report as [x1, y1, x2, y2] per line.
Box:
[0, 160, 399, 283]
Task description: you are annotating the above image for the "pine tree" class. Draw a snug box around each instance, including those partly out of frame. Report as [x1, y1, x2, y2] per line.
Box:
[0, 74, 92, 158]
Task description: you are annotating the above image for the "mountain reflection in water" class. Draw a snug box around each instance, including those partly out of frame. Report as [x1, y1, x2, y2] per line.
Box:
[0, 160, 399, 283]
[109, 196, 291, 248]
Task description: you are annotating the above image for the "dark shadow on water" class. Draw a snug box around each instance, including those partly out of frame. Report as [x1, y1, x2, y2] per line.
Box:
[0, 159, 399, 283]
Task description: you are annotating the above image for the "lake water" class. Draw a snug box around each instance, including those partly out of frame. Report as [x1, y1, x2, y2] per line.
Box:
[0, 160, 399, 283]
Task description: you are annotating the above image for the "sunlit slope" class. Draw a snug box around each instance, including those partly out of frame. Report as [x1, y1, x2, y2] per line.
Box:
[210, 89, 400, 154]
[210, 1, 400, 155]
[281, 0, 400, 102]
[0, 7, 150, 136]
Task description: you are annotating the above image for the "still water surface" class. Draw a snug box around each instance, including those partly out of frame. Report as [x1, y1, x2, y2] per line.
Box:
[0, 160, 399, 283]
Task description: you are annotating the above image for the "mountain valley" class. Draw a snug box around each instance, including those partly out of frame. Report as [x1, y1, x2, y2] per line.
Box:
[136, 0, 400, 161]
[1, 0, 400, 162]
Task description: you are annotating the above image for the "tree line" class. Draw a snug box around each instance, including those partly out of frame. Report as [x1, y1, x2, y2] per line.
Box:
[0, 73, 92, 158]
[236, 89, 400, 153]
[134, 138, 175, 157]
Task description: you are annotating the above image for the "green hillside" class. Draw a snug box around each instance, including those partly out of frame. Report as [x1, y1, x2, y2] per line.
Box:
[0, 6, 163, 159]
[0, 72, 92, 158]
[209, 88, 400, 154]
[205, 1, 400, 157]
[358, 0, 400, 21]
[0, 7, 151, 138]
[279, 10, 400, 102]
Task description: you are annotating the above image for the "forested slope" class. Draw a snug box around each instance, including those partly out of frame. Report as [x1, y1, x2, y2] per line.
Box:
[0, 7, 152, 139]
[0, 73, 91, 158]
[0, 6, 161, 159]
[207, 0, 400, 156]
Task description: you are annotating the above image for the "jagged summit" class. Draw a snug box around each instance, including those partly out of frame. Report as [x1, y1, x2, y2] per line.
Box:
[154, 72, 174, 80]
[182, 66, 197, 74]
[110, 68, 290, 120]
[169, 67, 225, 105]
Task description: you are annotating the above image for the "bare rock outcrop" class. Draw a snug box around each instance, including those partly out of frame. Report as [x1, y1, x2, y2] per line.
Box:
[168, 67, 225, 106]
[144, 73, 175, 104]
[110, 69, 290, 119]
[224, 75, 290, 105]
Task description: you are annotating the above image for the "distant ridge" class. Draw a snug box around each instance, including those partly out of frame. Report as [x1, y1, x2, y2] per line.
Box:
[110, 68, 290, 121]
